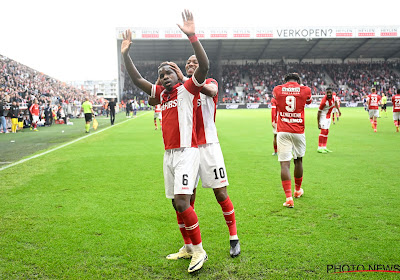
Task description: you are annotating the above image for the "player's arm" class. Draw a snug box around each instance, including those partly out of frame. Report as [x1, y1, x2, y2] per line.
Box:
[334, 100, 342, 116]
[168, 61, 216, 97]
[177, 10, 209, 85]
[306, 88, 312, 105]
[201, 83, 217, 97]
[317, 110, 322, 129]
[317, 98, 325, 129]
[121, 30, 152, 95]
[271, 103, 277, 128]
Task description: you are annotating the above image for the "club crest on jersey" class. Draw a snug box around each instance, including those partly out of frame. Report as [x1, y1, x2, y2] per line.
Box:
[161, 99, 178, 111]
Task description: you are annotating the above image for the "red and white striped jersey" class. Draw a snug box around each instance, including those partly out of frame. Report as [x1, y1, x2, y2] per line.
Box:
[392, 94, 400, 112]
[196, 78, 219, 145]
[154, 104, 161, 113]
[151, 76, 205, 150]
[318, 93, 337, 119]
[367, 93, 381, 110]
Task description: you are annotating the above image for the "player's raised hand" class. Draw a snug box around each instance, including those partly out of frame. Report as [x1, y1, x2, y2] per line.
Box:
[167, 62, 184, 81]
[177, 9, 195, 36]
[121, 30, 132, 56]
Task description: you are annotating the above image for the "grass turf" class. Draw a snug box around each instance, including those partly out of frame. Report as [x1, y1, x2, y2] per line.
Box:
[0, 108, 399, 279]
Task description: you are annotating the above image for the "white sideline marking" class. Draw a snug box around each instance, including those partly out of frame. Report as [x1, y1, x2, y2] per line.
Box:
[0, 112, 150, 172]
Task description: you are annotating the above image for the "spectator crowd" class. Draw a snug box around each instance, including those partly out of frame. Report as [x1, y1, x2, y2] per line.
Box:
[2, 53, 400, 133]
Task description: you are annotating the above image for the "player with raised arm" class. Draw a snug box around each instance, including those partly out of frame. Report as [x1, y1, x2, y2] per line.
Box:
[273, 73, 312, 208]
[366, 88, 381, 132]
[317, 88, 341, 153]
[163, 55, 240, 258]
[392, 89, 400, 132]
[121, 10, 209, 273]
[271, 97, 278, 156]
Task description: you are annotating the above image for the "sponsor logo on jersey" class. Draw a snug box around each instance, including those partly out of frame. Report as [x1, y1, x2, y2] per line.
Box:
[282, 87, 301, 94]
[161, 99, 178, 111]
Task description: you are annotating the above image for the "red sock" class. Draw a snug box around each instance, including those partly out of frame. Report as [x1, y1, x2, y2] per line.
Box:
[273, 143, 277, 153]
[318, 134, 324, 148]
[324, 129, 329, 146]
[295, 177, 303, 191]
[218, 196, 237, 236]
[395, 120, 398, 127]
[154, 119, 157, 127]
[370, 118, 374, 124]
[160, 119, 162, 128]
[374, 121, 377, 129]
[282, 180, 292, 198]
[176, 211, 191, 245]
[180, 206, 202, 245]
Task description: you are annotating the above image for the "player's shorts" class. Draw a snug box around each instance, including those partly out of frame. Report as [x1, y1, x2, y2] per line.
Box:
[195, 142, 229, 189]
[85, 113, 92, 122]
[319, 118, 331, 130]
[393, 111, 400, 121]
[32, 115, 39, 123]
[368, 109, 379, 118]
[154, 112, 162, 119]
[332, 108, 339, 114]
[163, 147, 200, 199]
[382, 104, 387, 110]
[277, 132, 306, 162]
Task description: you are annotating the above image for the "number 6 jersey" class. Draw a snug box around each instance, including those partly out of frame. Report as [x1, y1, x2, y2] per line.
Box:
[273, 81, 312, 134]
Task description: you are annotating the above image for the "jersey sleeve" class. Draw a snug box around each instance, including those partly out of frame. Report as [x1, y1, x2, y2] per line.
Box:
[206, 78, 219, 104]
[318, 96, 327, 111]
[305, 87, 312, 104]
[151, 84, 164, 102]
[184, 75, 206, 96]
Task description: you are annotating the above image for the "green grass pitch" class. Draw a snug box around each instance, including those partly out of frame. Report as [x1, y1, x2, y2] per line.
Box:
[0, 108, 399, 279]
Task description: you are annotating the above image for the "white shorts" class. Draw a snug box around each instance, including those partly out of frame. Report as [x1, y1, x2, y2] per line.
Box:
[319, 118, 331, 130]
[154, 112, 162, 119]
[277, 132, 306, 162]
[369, 109, 379, 118]
[393, 111, 400, 121]
[163, 147, 199, 199]
[32, 115, 39, 123]
[195, 142, 229, 189]
[332, 108, 339, 114]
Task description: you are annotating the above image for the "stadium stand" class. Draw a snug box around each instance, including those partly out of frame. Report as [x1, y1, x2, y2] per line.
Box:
[0, 54, 105, 132]
[121, 61, 400, 104]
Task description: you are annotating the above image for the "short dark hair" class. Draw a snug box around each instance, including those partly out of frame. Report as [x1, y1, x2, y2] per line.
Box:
[158, 61, 169, 70]
[326, 87, 333, 92]
[284, 73, 301, 83]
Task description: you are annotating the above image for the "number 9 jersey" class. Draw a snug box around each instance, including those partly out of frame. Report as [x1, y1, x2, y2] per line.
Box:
[273, 81, 312, 134]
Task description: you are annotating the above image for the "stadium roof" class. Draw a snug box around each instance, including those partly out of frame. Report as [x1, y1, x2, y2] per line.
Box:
[121, 37, 400, 63]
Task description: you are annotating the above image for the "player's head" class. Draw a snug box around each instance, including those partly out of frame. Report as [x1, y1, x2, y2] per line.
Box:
[284, 72, 301, 84]
[158, 62, 178, 91]
[371, 87, 376, 93]
[34, 99, 38, 104]
[326, 87, 333, 99]
[85, 97, 89, 101]
[185, 55, 198, 77]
